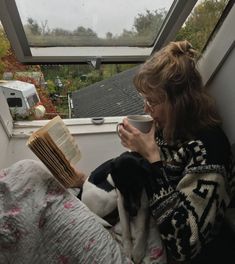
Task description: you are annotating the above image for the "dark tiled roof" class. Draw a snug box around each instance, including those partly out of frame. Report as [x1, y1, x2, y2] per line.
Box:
[72, 66, 145, 118]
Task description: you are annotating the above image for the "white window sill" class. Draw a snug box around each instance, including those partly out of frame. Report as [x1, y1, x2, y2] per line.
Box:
[12, 116, 125, 138]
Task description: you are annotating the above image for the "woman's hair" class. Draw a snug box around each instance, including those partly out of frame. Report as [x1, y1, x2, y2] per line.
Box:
[133, 40, 221, 142]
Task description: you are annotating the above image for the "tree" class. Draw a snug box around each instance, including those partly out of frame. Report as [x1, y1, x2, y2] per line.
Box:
[176, 0, 229, 51]
[0, 26, 32, 75]
[26, 18, 42, 35]
[40, 20, 49, 36]
[134, 9, 167, 37]
[0, 26, 10, 77]
[73, 26, 97, 37]
[106, 32, 113, 40]
[120, 29, 135, 39]
[117, 9, 167, 45]
[46, 79, 57, 94]
[52, 28, 71, 36]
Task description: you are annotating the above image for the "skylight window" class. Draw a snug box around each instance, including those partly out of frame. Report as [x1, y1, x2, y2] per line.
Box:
[15, 0, 172, 47]
[0, 0, 198, 63]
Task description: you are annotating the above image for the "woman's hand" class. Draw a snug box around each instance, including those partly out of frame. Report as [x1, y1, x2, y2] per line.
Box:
[118, 118, 161, 163]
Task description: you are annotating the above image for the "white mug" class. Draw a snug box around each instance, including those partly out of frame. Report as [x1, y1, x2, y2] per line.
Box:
[117, 115, 154, 135]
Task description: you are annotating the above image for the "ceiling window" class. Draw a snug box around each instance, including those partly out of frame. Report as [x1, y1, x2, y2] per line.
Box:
[0, 0, 198, 64]
[0, 0, 232, 121]
[15, 0, 172, 47]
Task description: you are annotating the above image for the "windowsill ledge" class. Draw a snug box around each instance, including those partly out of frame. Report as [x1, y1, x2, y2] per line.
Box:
[12, 116, 125, 138]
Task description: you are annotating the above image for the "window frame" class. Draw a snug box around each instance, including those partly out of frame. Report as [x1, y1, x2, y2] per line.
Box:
[0, 0, 198, 64]
[0, 0, 234, 139]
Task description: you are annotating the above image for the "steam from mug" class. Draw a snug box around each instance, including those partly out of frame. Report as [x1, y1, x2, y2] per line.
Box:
[116, 115, 154, 136]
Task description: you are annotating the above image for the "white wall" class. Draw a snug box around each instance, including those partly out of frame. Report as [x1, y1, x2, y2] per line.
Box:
[5, 132, 126, 175]
[0, 90, 12, 169]
[197, 4, 235, 146]
[0, 122, 10, 169]
[209, 46, 235, 146]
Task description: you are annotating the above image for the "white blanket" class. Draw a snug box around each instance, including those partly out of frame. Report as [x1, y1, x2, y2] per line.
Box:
[0, 160, 132, 264]
[0, 159, 167, 264]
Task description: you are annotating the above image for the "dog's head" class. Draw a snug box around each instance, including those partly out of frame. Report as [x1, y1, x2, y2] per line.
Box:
[111, 152, 149, 217]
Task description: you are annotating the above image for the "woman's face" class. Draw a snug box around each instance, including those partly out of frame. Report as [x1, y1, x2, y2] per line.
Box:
[142, 94, 167, 128]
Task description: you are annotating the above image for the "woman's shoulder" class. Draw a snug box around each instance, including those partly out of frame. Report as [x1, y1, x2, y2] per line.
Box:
[186, 126, 232, 169]
[197, 126, 229, 141]
[196, 126, 231, 153]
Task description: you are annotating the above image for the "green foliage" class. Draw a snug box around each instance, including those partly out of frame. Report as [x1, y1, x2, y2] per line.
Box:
[0, 26, 10, 77]
[52, 28, 71, 36]
[134, 9, 167, 36]
[21, 0, 227, 50]
[26, 18, 42, 35]
[46, 79, 57, 94]
[117, 9, 167, 44]
[73, 26, 97, 37]
[176, 0, 229, 51]
[22, 8, 167, 46]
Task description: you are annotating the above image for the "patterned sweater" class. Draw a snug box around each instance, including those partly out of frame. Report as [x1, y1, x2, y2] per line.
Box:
[144, 127, 234, 262]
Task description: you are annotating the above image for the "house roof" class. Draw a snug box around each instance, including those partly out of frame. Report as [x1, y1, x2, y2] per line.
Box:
[72, 66, 145, 118]
[0, 80, 35, 93]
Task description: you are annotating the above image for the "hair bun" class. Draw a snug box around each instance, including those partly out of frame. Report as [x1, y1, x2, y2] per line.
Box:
[168, 40, 197, 59]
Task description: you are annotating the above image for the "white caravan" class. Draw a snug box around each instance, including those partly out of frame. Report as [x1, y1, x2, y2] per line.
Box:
[0, 80, 40, 116]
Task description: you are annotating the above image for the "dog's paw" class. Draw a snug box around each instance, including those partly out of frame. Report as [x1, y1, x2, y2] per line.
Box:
[132, 245, 146, 264]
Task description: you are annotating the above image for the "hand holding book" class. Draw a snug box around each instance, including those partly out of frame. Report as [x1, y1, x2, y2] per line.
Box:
[27, 115, 86, 188]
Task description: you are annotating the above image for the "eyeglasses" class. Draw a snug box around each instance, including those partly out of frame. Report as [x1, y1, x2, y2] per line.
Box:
[144, 99, 160, 108]
[139, 93, 165, 110]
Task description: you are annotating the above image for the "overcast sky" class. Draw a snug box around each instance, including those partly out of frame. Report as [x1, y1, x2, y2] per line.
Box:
[16, 0, 173, 37]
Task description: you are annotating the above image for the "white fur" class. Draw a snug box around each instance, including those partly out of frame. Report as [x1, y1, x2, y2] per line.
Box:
[81, 178, 117, 218]
[81, 176, 149, 263]
[117, 189, 149, 264]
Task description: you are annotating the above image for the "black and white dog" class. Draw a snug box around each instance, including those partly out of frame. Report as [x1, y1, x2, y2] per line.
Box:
[79, 151, 151, 263]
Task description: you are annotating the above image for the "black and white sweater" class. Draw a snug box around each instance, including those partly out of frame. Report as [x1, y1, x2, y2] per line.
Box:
[144, 126, 234, 262]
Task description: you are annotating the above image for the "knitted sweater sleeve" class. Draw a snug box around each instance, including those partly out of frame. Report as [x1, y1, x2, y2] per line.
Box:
[144, 138, 233, 262]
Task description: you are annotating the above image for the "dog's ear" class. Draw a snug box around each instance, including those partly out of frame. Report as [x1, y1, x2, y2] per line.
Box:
[110, 154, 129, 189]
[89, 158, 113, 185]
[110, 152, 145, 189]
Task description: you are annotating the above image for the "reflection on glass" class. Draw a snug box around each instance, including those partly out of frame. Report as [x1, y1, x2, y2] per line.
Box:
[15, 0, 173, 47]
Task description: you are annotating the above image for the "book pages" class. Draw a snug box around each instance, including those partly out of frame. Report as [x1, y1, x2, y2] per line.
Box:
[35, 115, 81, 165]
[26, 116, 82, 188]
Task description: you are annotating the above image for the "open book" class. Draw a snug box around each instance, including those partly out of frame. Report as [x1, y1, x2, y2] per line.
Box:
[27, 115, 84, 188]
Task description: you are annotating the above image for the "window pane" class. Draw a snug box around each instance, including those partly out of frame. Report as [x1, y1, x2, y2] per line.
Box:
[15, 0, 173, 47]
[7, 98, 23, 107]
[175, 0, 229, 52]
[27, 94, 39, 107]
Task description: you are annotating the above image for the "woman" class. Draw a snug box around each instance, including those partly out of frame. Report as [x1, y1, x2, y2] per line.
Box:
[118, 40, 234, 263]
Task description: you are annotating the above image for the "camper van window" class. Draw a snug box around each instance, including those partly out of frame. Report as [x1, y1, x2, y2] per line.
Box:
[7, 98, 23, 107]
[27, 94, 39, 108]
